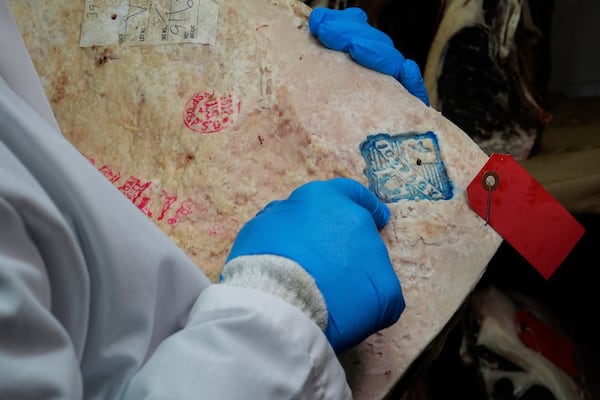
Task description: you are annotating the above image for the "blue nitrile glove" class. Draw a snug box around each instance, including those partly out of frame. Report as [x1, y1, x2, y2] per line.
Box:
[309, 7, 430, 106]
[226, 178, 405, 352]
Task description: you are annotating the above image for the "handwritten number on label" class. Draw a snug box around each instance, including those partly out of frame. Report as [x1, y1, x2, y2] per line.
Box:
[87, 3, 100, 18]
[168, 0, 194, 15]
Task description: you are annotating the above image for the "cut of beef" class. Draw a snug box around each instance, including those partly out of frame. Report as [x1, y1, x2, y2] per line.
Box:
[424, 0, 554, 160]
[8, 0, 502, 397]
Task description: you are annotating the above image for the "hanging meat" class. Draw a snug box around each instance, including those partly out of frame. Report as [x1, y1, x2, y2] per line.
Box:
[423, 0, 554, 160]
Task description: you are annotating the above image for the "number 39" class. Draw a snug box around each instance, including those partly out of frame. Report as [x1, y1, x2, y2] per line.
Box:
[87, 3, 101, 18]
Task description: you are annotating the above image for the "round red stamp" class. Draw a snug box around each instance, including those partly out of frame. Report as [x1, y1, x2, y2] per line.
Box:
[183, 91, 240, 134]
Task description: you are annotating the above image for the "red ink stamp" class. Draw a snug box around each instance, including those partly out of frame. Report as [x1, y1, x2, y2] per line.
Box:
[183, 91, 240, 134]
[85, 153, 201, 225]
[168, 198, 197, 225]
[118, 177, 153, 204]
[99, 165, 121, 183]
[157, 189, 178, 221]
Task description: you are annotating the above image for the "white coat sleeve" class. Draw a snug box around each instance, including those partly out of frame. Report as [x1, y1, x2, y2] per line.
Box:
[0, 187, 83, 399]
[123, 285, 352, 399]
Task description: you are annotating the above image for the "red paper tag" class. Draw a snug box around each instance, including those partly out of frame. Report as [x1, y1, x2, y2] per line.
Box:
[467, 154, 585, 279]
[516, 310, 578, 378]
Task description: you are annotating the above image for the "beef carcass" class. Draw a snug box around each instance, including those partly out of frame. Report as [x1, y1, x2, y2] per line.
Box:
[460, 286, 588, 400]
[7, 0, 502, 398]
[423, 0, 553, 160]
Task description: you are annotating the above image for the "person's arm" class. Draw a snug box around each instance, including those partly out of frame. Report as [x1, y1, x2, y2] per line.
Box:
[122, 284, 351, 399]
[123, 178, 404, 399]
[309, 7, 430, 106]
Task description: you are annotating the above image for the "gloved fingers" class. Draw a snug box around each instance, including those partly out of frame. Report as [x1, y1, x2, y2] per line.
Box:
[255, 199, 285, 216]
[328, 177, 390, 229]
[309, 13, 393, 52]
[323, 254, 403, 352]
[346, 37, 405, 78]
[309, 6, 430, 107]
[339, 7, 369, 21]
[398, 60, 430, 106]
[348, 40, 430, 106]
[311, 20, 351, 52]
[286, 178, 390, 229]
[308, 7, 367, 36]
[369, 260, 405, 328]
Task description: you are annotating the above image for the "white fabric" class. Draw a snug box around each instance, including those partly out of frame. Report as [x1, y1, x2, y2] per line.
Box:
[0, 51, 351, 400]
[222, 254, 329, 330]
[123, 285, 350, 399]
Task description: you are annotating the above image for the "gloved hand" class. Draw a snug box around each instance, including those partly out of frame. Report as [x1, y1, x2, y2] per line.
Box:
[226, 178, 405, 352]
[309, 7, 430, 106]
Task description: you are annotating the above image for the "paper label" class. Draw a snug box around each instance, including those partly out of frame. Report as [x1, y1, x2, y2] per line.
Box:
[467, 154, 585, 279]
[80, 0, 218, 47]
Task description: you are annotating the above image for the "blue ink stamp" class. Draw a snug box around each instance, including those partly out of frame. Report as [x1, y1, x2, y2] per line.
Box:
[360, 132, 453, 203]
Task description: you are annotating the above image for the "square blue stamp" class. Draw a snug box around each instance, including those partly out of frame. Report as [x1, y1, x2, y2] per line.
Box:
[360, 132, 453, 203]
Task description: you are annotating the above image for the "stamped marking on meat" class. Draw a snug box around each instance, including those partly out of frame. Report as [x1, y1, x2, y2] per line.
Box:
[360, 132, 453, 203]
[85, 154, 200, 224]
[183, 91, 240, 134]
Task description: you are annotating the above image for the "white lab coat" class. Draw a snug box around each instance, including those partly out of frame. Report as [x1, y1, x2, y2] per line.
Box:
[0, 6, 351, 399]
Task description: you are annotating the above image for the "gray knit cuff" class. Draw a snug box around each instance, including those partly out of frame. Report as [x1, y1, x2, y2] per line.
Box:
[220, 255, 328, 331]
